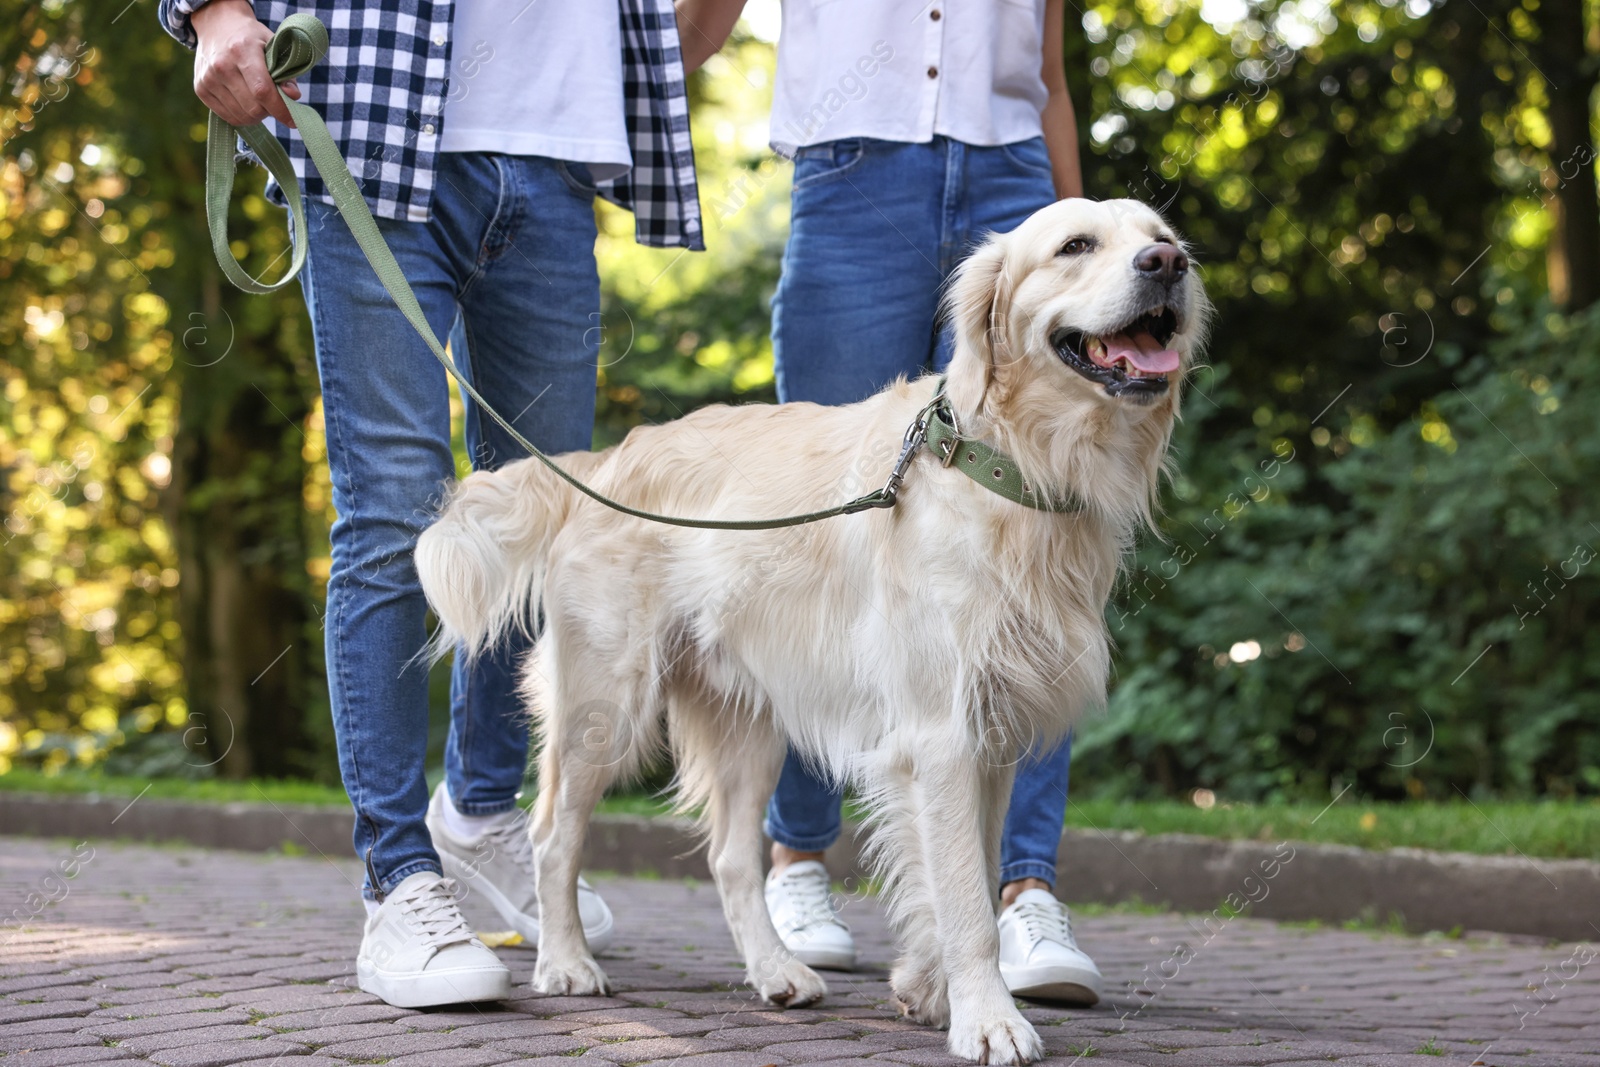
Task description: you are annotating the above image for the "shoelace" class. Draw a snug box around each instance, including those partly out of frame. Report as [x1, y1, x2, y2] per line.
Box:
[392, 876, 476, 946]
[478, 810, 536, 875]
[1010, 898, 1076, 949]
[775, 869, 843, 933]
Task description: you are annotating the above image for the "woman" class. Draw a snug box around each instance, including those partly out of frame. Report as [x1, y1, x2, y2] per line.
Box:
[678, 0, 1103, 1005]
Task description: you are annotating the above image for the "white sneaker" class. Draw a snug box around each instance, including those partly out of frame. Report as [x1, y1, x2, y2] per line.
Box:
[765, 860, 855, 971]
[356, 871, 511, 1008]
[425, 784, 615, 953]
[997, 888, 1103, 1006]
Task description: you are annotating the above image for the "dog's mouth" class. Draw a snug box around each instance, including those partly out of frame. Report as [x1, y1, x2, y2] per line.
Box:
[1052, 306, 1181, 399]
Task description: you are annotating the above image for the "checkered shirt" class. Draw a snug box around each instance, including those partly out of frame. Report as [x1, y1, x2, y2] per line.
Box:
[161, 0, 704, 249]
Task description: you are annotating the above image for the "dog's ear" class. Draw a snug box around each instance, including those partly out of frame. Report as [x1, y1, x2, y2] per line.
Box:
[944, 237, 1011, 419]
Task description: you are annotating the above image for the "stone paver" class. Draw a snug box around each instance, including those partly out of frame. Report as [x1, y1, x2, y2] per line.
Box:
[1, 836, 1596, 1066]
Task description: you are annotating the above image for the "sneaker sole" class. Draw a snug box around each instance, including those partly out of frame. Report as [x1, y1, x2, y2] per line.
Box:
[1002, 964, 1103, 1007]
[356, 958, 511, 1009]
[438, 849, 616, 954]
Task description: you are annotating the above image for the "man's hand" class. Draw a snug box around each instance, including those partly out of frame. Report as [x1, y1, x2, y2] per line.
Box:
[192, 0, 301, 127]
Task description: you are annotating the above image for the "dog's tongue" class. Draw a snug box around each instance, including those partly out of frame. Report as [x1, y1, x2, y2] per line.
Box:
[1104, 330, 1180, 374]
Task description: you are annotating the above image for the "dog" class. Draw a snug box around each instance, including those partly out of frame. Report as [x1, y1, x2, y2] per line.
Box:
[416, 198, 1207, 1064]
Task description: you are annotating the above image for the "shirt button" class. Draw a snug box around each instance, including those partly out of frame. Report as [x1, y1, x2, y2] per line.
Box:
[930, 8, 941, 18]
[423, 123, 436, 134]
[927, 65, 938, 78]
[433, 33, 445, 45]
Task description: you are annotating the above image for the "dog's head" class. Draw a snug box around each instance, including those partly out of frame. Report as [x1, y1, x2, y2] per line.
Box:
[943, 198, 1210, 520]
[945, 197, 1209, 417]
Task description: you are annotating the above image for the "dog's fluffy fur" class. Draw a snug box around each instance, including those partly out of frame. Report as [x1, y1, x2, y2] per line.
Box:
[416, 199, 1207, 1064]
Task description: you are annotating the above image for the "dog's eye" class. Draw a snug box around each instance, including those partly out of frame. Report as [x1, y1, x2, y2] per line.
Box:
[1059, 237, 1095, 256]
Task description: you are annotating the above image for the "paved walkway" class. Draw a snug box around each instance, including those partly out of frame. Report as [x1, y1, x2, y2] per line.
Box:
[2, 836, 1596, 1067]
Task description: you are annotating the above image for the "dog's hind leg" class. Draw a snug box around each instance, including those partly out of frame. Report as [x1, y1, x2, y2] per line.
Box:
[529, 731, 615, 994]
[529, 645, 651, 996]
[671, 693, 827, 1008]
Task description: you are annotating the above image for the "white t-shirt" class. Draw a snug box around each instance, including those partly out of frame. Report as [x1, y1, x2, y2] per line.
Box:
[769, 0, 1050, 157]
[440, 0, 631, 178]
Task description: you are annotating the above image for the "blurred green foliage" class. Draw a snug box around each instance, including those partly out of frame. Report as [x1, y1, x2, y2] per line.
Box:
[3, 3, 189, 773]
[1087, 306, 1600, 799]
[1055, 0, 1600, 799]
[591, 32, 788, 442]
[2, 0, 326, 781]
[2, 0, 1597, 806]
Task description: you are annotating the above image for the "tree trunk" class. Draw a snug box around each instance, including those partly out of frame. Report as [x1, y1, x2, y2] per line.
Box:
[171, 270, 315, 779]
[1536, 0, 1600, 311]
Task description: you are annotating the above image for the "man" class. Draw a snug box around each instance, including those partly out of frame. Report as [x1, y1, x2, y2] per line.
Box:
[162, 0, 703, 1007]
[678, 0, 1105, 1004]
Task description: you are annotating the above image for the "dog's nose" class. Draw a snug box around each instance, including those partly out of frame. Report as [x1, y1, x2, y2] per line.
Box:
[1133, 243, 1188, 286]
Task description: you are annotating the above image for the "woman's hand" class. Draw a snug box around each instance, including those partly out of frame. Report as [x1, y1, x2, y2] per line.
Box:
[192, 0, 301, 127]
[675, 0, 747, 75]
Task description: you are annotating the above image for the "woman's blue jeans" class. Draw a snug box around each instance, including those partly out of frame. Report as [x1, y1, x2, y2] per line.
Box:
[766, 136, 1071, 888]
[300, 152, 603, 898]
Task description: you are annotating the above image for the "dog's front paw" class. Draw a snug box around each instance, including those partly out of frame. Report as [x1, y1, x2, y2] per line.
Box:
[946, 1007, 1042, 1065]
[747, 948, 827, 1008]
[532, 953, 610, 996]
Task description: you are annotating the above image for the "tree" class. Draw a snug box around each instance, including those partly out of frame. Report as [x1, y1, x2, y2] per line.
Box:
[130, 13, 327, 778]
[1532, 0, 1600, 309]
[1, 0, 326, 778]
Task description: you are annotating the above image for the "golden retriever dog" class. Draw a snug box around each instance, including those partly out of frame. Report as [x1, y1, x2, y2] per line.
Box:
[416, 198, 1207, 1064]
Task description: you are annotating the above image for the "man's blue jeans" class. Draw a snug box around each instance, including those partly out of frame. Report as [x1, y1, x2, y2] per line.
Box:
[767, 136, 1070, 888]
[300, 152, 603, 898]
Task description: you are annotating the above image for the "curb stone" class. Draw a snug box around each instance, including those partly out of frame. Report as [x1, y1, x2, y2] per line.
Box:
[2, 790, 1595, 940]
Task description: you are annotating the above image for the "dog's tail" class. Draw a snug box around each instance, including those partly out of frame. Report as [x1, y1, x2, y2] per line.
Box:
[415, 452, 606, 662]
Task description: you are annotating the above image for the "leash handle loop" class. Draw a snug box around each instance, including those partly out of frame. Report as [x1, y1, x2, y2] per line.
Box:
[204, 13, 325, 294]
[203, 15, 909, 532]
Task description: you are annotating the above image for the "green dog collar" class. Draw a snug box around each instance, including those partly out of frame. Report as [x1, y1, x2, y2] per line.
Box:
[920, 386, 1080, 514]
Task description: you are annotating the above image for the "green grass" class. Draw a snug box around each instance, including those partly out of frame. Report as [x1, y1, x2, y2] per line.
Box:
[1057, 797, 1600, 862]
[0, 768, 353, 806]
[844, 793, 1600, 860]
[1282, 909, 1417, 936]
[5, 768, 1597, 860]
[0, 768, 673, 817]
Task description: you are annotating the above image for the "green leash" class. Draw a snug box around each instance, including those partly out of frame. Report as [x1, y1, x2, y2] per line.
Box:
[205, 14, 1069, 528]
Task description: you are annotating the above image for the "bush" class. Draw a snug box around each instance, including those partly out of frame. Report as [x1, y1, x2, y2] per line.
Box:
[1080, 304, 1600, 801]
